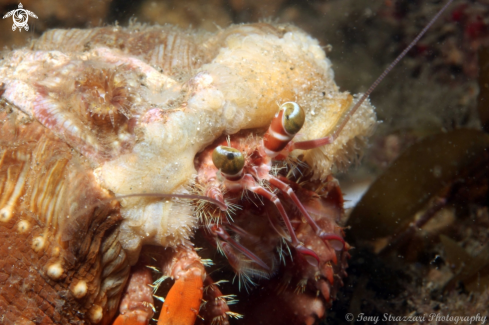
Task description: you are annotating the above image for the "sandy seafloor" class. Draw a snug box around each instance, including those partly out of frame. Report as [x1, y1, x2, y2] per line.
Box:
[1, 0, 488, 324]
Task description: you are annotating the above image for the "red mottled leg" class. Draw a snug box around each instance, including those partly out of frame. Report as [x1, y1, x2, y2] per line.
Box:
[322, 262, 335, 285]
[113, 261, 154, 325]
[205, 183, 227, 212]
[268, 176, 345, 250]
[240, 175, 320, 265]
[210, 223, 269, 271]
[158, 247, 205, 325]
[200, 276, 234, 325]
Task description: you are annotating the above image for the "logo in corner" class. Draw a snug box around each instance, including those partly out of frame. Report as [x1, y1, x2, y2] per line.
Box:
[3, 3, 38, 32]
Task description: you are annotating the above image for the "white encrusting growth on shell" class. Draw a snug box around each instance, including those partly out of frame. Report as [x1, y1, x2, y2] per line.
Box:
[46, 261, 64, 280]
[32, 236, 45, 252]
[88, 304, 104, 324]
[0, 207, 13, 222]
[17, 220, 30, 233]
[71, 280, 88, 299]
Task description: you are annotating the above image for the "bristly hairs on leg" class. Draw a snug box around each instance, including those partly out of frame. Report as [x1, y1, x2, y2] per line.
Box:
[193, 182, 241, 225]
[283, 157, 308, 179]
[151, 275, 170, 294]
[294, 278, 308, 294]
[216, 238, 270, 292]
[204, 279, 229, 294]
[234, 259, 271, 292]
[276, 237, 293, 266]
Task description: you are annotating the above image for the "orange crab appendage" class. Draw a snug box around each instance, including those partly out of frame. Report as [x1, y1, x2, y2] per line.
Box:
[112, 248, 206, 325]
[111, 245, 244, 325]
[157, 249, 205, 325]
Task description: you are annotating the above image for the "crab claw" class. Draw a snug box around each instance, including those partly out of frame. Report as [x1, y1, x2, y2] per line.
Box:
[158, 248, 205, 325]
[158, 272, 203, 325]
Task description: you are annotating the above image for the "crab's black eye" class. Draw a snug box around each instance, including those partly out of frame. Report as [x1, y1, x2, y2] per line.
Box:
[212, 146, 245, 176]
[281, 102, 305, 135]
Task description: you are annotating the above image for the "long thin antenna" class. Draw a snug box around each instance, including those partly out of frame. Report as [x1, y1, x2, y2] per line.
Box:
[115, 192, 227, 210]
[294, 0, 455, 149]
[333, 0, 454, 138]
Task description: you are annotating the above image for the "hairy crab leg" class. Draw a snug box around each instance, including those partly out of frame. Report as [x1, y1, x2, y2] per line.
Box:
[158, 247, 206, 325]
[201, 276, 232, 325]
[267, 176, 345, 251]
[112, 245, 208, 325]
[224, 221, 282, 245]
[224, 222, 258, 240]
[240, 175, 321, 265]
[210, 223, 270, 271]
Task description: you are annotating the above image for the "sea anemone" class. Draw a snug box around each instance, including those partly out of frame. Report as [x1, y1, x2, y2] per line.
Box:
[76, 67, 133, 127]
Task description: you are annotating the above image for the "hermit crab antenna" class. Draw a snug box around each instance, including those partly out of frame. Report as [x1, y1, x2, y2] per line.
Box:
[115, 193, 228, 210]
[330, 0, 455, 140]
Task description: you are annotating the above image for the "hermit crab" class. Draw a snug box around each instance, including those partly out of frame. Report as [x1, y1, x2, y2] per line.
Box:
[0, 1, 453, 324]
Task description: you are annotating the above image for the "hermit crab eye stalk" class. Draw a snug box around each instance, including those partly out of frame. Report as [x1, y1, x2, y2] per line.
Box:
[263, 101, 305, 156]
[212, 146, 245, 180]
[281, 102, 305, 135]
